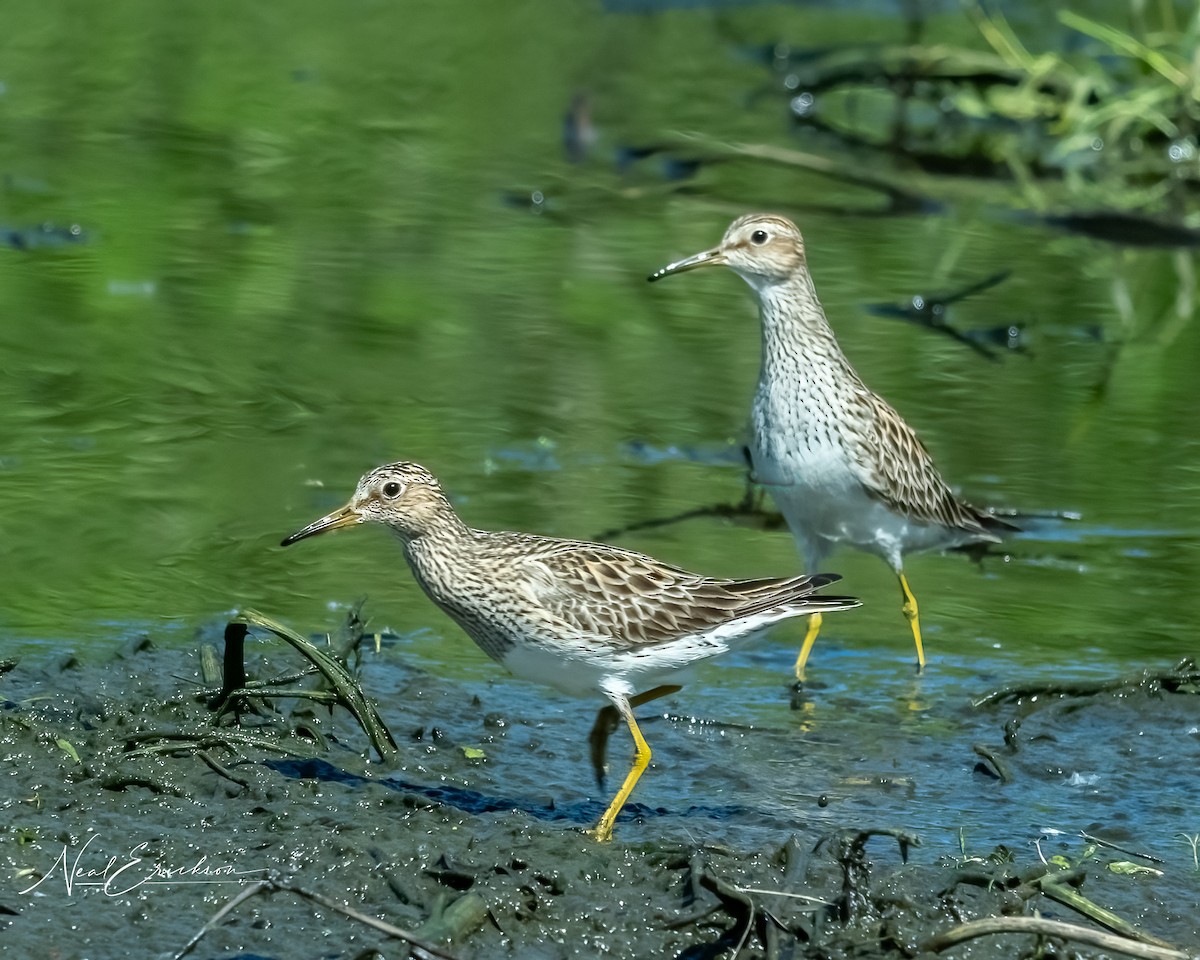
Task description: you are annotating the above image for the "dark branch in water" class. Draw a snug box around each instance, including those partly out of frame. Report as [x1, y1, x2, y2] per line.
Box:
[596, 487, 1047, 563]
[970, 742, 1012, 782]
[1078, 831, 1166, 865]
[973, 659, 1198, 708]
[864, 270, 1017, 361]
[593, 490, 786, 542]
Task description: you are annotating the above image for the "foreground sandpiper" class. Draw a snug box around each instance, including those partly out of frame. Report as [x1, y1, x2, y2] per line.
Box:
[650, 214, 1013, 678]
[282, 460, 860, 841]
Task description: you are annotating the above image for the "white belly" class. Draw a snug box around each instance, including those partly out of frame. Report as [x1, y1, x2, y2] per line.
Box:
[750, 435, 961, 570]
[496, 616, 782, 701]
[499, 640, 697, 700]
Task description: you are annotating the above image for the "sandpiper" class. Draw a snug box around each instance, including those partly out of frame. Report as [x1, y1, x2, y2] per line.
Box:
[650, 214, 1012, 679]
[281, 460, 860, 841]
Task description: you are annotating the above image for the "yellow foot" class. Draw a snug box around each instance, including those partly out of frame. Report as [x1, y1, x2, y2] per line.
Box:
[587, 821, 615, 843]
[585, 685, 678, 842]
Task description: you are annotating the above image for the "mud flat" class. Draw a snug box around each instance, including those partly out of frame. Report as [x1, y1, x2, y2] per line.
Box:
[2, 615, 1197, 959]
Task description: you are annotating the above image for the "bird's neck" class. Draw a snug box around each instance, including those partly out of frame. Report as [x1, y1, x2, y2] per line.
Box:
[394, 498, 473, 558]
[754, 274, 855, 390]
[398, 511, 483, 614]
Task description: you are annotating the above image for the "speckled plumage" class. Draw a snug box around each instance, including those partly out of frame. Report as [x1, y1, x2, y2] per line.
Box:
[651, 213, 1012, 675]
[282, 460, 860, 840]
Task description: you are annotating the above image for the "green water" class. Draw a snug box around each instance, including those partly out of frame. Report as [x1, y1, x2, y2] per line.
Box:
[1, 0, 1197, 685]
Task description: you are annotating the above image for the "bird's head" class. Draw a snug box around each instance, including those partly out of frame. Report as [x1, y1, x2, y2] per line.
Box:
[649, 213, 807, 292]
[281, 461, 451, 546]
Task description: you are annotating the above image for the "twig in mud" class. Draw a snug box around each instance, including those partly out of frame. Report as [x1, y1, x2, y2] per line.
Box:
[250, 666, 324, 686]
[171, 876, 463, 960]
[698, 867, 757, 959]
[735, 887, 832, 909]
[921, 915, 1188, 960]
[171, 877, 272, 960]
[1079, 831, 1165, 864]
[196, 749, 251, 788]
[669, 861, 793, 958]
[124, 729, 317, 761]
[96, 773, 189, 796]
[1037, 875, 1177, 949]
[221, 622, 248, 701]
[289, 885, 464, 960]
[198, 644, 223, 686]
[970, 742, 1012, 782]
[776, 834, 812, 893]
[216, 685, 343, 706]
[328, 598, 373, 665]
[232, 609, 398, 762]
[937, 860, 1045, 900]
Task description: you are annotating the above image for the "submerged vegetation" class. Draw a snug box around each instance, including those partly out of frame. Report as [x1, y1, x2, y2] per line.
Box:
[723, 2, 1200, 225]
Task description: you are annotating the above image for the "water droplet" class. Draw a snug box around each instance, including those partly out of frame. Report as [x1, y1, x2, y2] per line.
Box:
[790, 92, 814, 116]
[1167, 139, 1195, 163]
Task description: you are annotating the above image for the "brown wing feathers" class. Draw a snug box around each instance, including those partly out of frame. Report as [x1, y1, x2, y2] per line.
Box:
[856, 393, 999, 536]
[535, 544, 850, 648]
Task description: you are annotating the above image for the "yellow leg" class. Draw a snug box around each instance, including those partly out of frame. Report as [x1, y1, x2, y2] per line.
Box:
[588, 684, 679, 842]
[898, 572, 926, 672]
[793, 612, 823, 681]
[588, 684, 680, 787]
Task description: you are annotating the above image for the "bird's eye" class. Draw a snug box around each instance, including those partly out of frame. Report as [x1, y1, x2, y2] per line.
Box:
[382, 481, 404, 499]
[750, 229, 768, 245]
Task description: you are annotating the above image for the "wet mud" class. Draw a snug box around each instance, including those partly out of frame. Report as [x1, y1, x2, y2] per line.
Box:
[2, 619, 1197, 959]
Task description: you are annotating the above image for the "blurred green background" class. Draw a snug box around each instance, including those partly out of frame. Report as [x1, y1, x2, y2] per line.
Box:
[1, 0, 1196, 681]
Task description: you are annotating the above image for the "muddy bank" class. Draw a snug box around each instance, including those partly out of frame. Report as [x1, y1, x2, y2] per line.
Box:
[2, 619, 1197, 959]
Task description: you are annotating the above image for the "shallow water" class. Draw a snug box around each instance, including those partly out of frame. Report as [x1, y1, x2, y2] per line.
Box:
[2, 1, 1198, 952]
[1, 2, 1197, 667]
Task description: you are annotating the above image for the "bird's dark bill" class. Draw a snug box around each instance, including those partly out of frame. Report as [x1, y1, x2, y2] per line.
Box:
[280, 503, 360, 547]
[648, 247, 726, 282]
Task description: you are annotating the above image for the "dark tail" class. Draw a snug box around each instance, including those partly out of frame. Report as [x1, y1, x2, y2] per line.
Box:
[798, 572, 860, 612]
[979, 511, 1020, 535]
